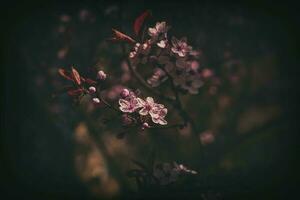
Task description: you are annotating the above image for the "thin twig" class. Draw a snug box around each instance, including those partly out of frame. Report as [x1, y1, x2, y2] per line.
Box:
[157, 64, 198, 135]
[121, 44, 175, 103]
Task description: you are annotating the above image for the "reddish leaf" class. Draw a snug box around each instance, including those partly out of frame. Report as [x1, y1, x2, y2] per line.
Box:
[84, 78, 97, 85]
[67, 88, 84, 96]
[133, 10, 151, 36]
[58, 68, 73, 81]
[111, 29, 135, 44]
[71, 67, 81, 85]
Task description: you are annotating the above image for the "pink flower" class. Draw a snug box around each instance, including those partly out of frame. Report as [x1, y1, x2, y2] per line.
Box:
[137, 97, 168, 125]
[136, 97, 157, 116]
[147, 68, 167, 87]
[118, 97, 141, 113]
[202, 68, 213, 78]
[151, 107, 168, 125]
[199, 130, 215, 145]
[97, 70, 107, 80]
[171, 37, 192, 57]
[148, 21, 169, 37]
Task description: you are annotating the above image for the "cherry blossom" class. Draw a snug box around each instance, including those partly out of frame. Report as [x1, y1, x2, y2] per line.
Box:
[137, 97, 159, 116]
[118, 96, 141, 113]
[147, 68, 167, 87]
[150, 107, 168, 125]
[171, 37, 192, 57]
[148, 21, 169, 38]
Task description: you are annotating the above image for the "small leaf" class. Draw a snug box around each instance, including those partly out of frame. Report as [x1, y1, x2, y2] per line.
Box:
[71, 67, 81, 85]
[84, 78, 97, 85]
[133, 10, 151, 36]
[111, 28, 135, 43]
[67, 88, 84, 96]
[58, 68, 73, 81]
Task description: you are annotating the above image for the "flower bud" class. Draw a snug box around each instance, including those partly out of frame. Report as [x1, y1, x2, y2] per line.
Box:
[89, 86, 96, 94]
[97, 70, 107, 80]
[141, 122, 150, 130]
[120, 88, 130, 98]
[92, 97, 100, 104]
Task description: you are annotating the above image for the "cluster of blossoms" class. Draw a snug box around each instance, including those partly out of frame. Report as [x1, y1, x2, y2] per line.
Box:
[58, 66, 107, 105]
[153, 162, 197, 185]
[119, 88, 168, 127]
[128, 21, 214, 94]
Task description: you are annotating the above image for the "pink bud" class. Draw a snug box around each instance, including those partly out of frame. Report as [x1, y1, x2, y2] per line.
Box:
[92, 97, 100, 104]
[97, 70, 107, 80]
[120, 88, 130, 98]
[141, 122, 150, 130]
[89, 86, 96, 94]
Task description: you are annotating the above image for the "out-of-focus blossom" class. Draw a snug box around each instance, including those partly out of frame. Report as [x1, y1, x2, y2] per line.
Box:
[202, 68, 213, 78]
[106, 85, 125, 100]
[97, 70, 107, 80]
[147, 68, 167, 87]
[60, 14, 71, 22]
[151, 107, 168, 125]
[171, 37, 192, 57]
[199, 130, 215, 145]
[137, 97, 167, 125]
[57, 47, 69, 59]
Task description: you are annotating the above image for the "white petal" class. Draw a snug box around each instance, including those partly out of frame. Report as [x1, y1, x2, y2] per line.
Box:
[148, 28, 157, 36]
[139, 107, 149, 116]
[136, 97, 145, 106]
[119, 99, 129, 107]
[146, 97, 154, 104]
[158, 118, 168, 125]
